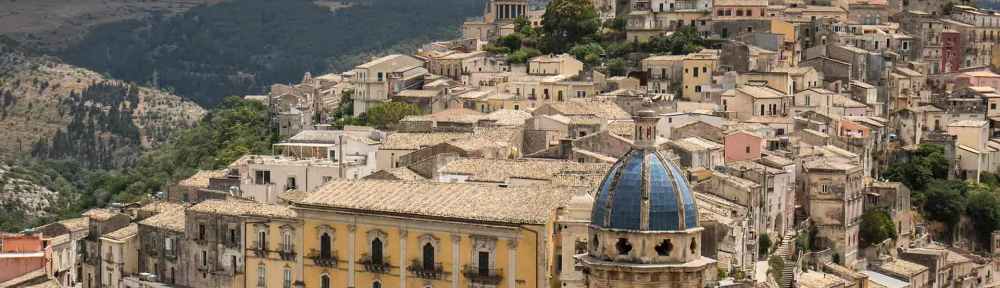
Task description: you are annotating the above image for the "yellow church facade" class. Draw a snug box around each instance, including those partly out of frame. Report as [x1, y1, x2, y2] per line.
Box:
[287, 180, 577, 288]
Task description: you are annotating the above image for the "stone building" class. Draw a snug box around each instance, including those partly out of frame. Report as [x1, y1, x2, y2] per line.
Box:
[803, 157, 863, 268]
[137, 207, 187, 285]
[98, 224, 139, 288]
[81, 209, 130, 288]
[36, 217, 89, 287]
[577, 100, 718, 287]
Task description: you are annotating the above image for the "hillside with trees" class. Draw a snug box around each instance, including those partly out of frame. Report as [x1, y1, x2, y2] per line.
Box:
[59, 0, 483, 107]
[0, 97, 271, 231]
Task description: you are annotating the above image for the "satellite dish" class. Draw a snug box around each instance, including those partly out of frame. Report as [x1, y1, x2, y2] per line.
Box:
[228, 186, 242, 196]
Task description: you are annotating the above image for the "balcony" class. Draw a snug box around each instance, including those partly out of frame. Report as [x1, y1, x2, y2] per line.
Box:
[461, 265, 503, 285]
[306, 249, 338, 268]
[408, 259, 444, 279]
[360, 253, 392, 274]
[250, 242, 269, 258]
[164, 250, 178, 261]
[278, 245, 296, 261]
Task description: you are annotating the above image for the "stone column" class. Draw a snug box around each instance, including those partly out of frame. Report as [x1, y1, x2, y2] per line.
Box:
[348, 224, 356, 287]
[452, 235, 461, 288]
[507, 239, 518, 288]
[399, 230, 408, 288]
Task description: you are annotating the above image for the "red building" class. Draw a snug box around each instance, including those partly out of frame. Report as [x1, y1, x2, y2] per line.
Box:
[942, 29, 962, 73]
[0, 232, 52, 284]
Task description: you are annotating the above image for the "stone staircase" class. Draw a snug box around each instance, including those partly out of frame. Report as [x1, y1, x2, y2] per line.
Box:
[780, 262, 796, 288]
[774, 231, 798, 288]
[774, 231, 796, 260]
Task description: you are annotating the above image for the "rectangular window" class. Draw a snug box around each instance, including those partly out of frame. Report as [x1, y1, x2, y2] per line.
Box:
[693, 68, 699, 77]
[745, 147, 750, 153]
[286, 177, 297, 190]
[254, 171, 271, 184]
[202, 251, 207, 266]
[199, 224, 206, 240]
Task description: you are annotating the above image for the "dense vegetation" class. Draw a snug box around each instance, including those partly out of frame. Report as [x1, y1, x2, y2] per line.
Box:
[884, 143, 1000, 249]
[1, 97, 272, 231]
[60, 0, 482, 107]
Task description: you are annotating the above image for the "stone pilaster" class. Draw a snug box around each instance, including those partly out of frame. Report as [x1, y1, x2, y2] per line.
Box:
[348, 224, 356, 287]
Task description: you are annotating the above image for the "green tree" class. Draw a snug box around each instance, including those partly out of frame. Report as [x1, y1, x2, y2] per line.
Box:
[604, 57, 626, 76]
[768, 256, 784, 283]
[540, 0, 599, 53]
[859, 211, 897, 248]
[965, 188, 1000, 247]
[884, 143, 949, 191]
[924, 180, 967, 230]
[505, 48, 542, 64]
[602, 16, 626, 32]
[497, 33, 524, 51]
[514, 15, 531, 32]
[365, 101, 420, 130]
[982, 171, 1000, 188]
[717, 268, 727, 279]
[758, 233, 772, 257]
[569, 42, 605, 63]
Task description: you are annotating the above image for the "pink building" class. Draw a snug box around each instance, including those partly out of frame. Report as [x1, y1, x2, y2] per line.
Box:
[0, 232, 52, 283]
[724, 131, 764, 163]
[713, 0, 767, 19]
[955, 71, 1000, 91]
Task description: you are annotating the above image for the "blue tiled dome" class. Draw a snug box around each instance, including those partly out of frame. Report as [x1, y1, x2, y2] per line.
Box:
[590, 149, 699, 231]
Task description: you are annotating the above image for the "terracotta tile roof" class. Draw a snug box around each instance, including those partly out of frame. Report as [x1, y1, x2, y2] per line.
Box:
[277, 190, 310, 203]
[139, 207, 187, 233]
[103, 223, 138, 241]
[188, 199, 297, 220]
[864, 177, 901, 189]
[799, 271, 849, 288]
[84, 208, 124, 221]
[58, 217, 89, 231]
[761, 155, 795, 167]
[178, 169, 229, 188]
[367, 168, 426, 181]
[380, 132, 473, 150]
[804, 156, 859, 172]
[449, 127, 522, 151]
[0, 269, 47, 287]
[670, 137, 723, 152]
[294, 180, 576, 224]
[772, 66, 816, 75]
[541, 102, 631, 120]
[876, 258, 929, 277]
[738, 85, 786, 99]
[607, 121, 635, 138]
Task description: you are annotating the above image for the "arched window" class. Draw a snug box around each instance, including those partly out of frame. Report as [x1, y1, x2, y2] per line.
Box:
[736, 9, 743, 16]
[320, 233, 332, 258]
[320, 275, 330, 288]
[423, 243, 435, 270]
[371, 238, 384, 265]
[283, 268, 292, 288]
[373, 281, 382, 288]
[282, 232, 293, 252]
[257, 266, 266, 286]
[875, 14, 881, 24]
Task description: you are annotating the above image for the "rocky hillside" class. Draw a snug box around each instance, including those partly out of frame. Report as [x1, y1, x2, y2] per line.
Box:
[0, 38, 206, 168]
[0, 161, 58, 221]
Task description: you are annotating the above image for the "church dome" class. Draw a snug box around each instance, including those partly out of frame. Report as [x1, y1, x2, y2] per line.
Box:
[589, 149, 699, 231]
[589, 99, 699, 232]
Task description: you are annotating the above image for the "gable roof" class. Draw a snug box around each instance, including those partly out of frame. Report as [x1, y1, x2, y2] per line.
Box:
[293, 180, 576, 225]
